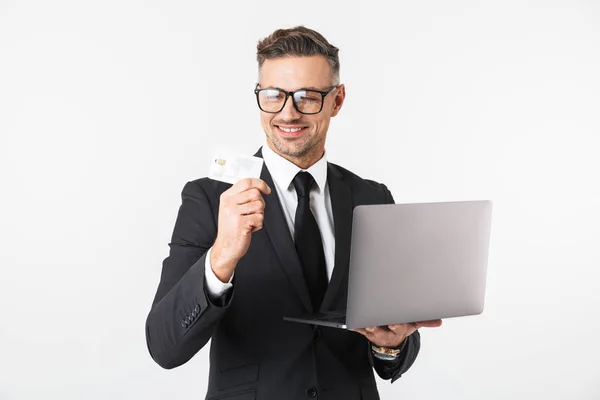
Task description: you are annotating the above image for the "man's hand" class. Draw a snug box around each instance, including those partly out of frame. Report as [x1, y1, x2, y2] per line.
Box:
[210, 178, 271, 282]
[353, 319, 443, 348]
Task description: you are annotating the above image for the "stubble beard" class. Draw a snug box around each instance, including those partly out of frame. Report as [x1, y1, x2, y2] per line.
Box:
[267, 128, 322, 159]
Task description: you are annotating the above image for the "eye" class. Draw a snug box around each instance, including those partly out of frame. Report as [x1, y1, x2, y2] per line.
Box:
[295, 91, 320, 103]
[262, 89, 284, 101]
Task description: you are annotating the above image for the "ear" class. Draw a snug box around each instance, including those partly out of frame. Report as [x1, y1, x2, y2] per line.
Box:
[330, 84, 346, 117]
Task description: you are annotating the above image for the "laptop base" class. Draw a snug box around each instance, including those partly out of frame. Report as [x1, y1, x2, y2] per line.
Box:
[283, 311, 348, 329]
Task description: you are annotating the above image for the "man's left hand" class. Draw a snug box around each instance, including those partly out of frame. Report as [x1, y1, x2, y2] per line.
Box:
[353, 319, 443, 348]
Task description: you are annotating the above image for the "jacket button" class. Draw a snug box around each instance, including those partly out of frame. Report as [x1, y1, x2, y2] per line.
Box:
[313, 328, 322, 340]
[305, 387, 317, 398]
[194, 305, 200, 313]
[181, 321, 188, 328]
[191, 311, 197, 318]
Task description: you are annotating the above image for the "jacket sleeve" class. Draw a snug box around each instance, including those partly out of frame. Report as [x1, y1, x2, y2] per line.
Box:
[369, 183, 422, 382]
[369, 330, 421, 382]
[145, 180, 233, 369]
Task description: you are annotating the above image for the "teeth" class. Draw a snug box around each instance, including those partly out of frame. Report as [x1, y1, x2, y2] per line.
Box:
[279, 127, 303, 133]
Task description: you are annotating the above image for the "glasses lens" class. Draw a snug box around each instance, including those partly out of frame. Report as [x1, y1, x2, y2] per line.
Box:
[258, 89, 286, 112]
[293, 90, 322, 114]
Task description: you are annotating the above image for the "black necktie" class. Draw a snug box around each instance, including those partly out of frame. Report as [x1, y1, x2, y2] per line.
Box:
[293, 171, 328, 311]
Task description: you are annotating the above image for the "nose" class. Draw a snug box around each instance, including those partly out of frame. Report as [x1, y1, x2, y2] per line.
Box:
[278, 94, 301, 121]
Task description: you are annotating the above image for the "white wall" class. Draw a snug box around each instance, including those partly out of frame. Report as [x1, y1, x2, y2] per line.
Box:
[1, 1, 599, 399]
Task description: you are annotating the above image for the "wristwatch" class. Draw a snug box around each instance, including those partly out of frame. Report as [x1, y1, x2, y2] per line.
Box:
[371, 344, 401, 361]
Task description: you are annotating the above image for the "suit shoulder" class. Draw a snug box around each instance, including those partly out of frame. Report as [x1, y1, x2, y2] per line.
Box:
[328, 162, 389, 194]
[185, 177, 231, 196]
[188, 177, 214, 190]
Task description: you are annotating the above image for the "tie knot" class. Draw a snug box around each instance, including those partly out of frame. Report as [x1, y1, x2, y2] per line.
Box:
[293, 171, 315, 200]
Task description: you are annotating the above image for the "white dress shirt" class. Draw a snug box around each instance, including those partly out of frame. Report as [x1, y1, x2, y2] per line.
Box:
[204, 143, 336, 297]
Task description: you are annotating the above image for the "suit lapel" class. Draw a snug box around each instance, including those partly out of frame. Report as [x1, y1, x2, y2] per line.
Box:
[255, 148, 313, 312]
[253, 149, 354, 313]
[320, 163, 353, 311]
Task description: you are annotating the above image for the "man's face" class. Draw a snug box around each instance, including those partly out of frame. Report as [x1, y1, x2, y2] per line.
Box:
[258, 55, 345, 167]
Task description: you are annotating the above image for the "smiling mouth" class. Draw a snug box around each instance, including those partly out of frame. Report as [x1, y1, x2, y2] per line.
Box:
[275, 125, 309, 136]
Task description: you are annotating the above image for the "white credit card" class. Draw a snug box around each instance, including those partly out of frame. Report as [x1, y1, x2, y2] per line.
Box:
[208, 154, 264, 184]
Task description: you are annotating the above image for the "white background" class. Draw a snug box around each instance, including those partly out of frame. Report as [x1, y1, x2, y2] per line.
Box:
[1, 1, 599, 399]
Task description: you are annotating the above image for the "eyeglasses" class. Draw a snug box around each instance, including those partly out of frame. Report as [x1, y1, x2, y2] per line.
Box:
[254, 84, 338, 115]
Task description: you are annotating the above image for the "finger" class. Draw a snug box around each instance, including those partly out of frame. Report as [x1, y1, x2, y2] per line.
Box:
[365, 326, 387, 336]
[387, 323, 410, 333]
[244, 213, 264, 232]
[363, 326, 398, 346]
[353, 327, 386, 339]
[239, 199, 266, 215]
[234, 188, 266, 206]
[232, 178, 271, 195]
[352, 327, 377, 335]
[416, 319, 443, 328]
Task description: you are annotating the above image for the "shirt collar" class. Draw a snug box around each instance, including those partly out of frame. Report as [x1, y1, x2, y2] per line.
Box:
[261, 142, 328, 194]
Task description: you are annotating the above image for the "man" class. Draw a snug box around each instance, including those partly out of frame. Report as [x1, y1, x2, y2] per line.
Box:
[145, 26, 442, 400]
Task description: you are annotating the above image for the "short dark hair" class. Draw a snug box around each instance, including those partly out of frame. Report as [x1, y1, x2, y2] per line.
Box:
[257, 26, 340, 85]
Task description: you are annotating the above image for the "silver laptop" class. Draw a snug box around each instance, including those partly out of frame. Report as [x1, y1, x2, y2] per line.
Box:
[284, 200, 493, 329]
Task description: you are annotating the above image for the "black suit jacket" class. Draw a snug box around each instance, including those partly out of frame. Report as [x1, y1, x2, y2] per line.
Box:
[145, 148, 421, 400]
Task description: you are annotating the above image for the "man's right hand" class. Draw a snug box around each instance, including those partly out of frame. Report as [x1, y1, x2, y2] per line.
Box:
[210, 178, 271, 283]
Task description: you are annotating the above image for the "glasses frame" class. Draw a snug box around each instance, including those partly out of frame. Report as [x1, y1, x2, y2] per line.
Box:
[254, 84, 338, 115]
